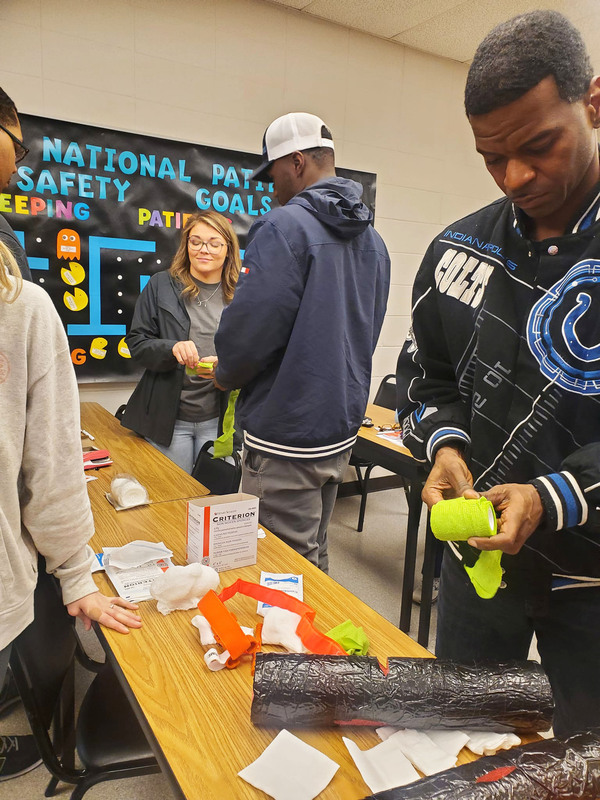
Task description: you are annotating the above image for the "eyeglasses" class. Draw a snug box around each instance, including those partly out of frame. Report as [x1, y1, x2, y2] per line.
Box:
[187, 236, 225, 254]
[0, 123, 28, 163]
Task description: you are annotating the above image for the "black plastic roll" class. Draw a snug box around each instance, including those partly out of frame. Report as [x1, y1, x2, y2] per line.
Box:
[251, 654, 553, 733]
[363, 732, 600, 800]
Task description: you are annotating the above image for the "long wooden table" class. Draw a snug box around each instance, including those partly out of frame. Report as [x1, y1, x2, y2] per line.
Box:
[81, 402, 209, 504]
[85, 401, 479, 799]
[353, 404, 436, 644]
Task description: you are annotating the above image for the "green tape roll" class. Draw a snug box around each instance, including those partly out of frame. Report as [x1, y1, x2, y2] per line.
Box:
[430, 496, 497, 541]
[185, 360, 215, 375]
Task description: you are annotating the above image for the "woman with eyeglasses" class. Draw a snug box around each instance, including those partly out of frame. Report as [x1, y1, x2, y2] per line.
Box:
[121, 210, 241, 473]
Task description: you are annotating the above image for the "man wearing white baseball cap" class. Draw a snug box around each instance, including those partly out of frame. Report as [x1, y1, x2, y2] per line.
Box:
[251, 111, 335, 183]
[209, 112, 390, 571]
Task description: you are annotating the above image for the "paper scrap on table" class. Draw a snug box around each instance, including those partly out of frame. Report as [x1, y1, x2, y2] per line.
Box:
[376, 726, 520, 759]
[102, 541, 173, 602]
[376, 430, 403, 446]
[376, 727, 463, 774]
[424, 729, 470, 758]
[343, 736, 419, 793]
[258, 527, 267, 539]
[465, 731, 521, 755]
[103, 540, 172, 569]
[384, 729, 458, 776]
[91, 552, 105, 573]
[257, 572, 303, 616]
[238, 729, 339, 800]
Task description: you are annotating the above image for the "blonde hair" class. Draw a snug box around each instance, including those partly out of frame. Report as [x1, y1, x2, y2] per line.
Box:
[0, 239, 22, 303]
[169, 211, 241, 303]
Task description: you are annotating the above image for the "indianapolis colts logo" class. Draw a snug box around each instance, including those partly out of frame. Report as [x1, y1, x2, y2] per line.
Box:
[528, 260, 600, 394]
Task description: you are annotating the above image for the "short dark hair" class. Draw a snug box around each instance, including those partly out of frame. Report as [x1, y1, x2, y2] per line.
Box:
[465, 11, 593, 116]
[303, 146, 335, 168]
[0, 87, 18, 128]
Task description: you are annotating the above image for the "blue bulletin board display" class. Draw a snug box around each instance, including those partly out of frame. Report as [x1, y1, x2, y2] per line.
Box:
[1, 114, 377, 381]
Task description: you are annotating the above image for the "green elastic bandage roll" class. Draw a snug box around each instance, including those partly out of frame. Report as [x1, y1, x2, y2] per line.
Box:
[430, 497, 502, 600]
[430, 496, 497, 540]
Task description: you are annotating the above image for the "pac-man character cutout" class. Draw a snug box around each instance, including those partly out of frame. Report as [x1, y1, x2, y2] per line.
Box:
[57, 229, 81, 260]
[60, 262, 85, 286]
[90, 337, 108, 359]
[117, 337, 131, 358]
[63, 287, 88, 312]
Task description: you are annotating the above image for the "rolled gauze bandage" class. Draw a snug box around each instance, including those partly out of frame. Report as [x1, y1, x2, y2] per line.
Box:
[362, 732, 600, 800]
[110, 474, 149, 508]
[251, 654, 553, 733]
[430, 497, 497, 541]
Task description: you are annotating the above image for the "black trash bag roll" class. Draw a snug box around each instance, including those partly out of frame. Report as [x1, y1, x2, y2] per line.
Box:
[251, 654, 553, 733]
[363, 732, 600, 800]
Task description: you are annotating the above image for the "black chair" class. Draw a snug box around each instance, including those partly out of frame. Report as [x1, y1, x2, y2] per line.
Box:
[114, 404, 127, 421]
[350, 373, 400, 531]
[9, 568, 160, 800]
[191, 440, 242, 495]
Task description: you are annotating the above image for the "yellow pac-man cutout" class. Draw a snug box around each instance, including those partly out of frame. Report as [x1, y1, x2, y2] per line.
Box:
[63, 287, 88, 312]
[90, 337, 108, 359]
[117, 337, 131, 358]
[57, 228, 81, 260]
[60, 262, 85, 286]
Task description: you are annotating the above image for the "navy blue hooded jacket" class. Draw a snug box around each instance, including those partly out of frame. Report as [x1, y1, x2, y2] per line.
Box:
[214, 176, 390, 460]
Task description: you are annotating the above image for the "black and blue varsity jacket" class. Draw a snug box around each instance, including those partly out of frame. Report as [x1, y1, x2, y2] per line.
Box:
[397, 189, 600, 587]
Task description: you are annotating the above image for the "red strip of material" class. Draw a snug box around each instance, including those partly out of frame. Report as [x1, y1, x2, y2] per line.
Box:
[476, 766, 517, 783]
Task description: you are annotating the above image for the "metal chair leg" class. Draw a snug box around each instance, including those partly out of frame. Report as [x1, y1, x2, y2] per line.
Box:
[357, 464, 375, 532]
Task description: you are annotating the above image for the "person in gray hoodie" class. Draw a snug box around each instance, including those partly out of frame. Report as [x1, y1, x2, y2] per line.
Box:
[0, 240, 141, 782]
[205, 113, 390, 571]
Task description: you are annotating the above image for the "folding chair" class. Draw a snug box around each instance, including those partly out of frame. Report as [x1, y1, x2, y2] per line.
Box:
[349, 373, 402, 531]
[9, 567, 160, 800]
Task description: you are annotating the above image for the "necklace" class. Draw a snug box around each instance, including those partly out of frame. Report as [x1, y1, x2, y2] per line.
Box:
[196, 283, 221, 307]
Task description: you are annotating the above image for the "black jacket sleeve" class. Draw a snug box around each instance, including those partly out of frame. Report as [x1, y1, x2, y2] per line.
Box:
[530, 442, 600, 535]
[125, 276, 182, 373]
[396, 242, 471, 464]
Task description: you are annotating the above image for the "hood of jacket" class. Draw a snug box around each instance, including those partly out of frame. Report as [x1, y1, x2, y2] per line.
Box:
[288, 177, 373, 240]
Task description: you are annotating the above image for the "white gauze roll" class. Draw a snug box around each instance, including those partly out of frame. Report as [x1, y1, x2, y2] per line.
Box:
[111, 474, 148, 508]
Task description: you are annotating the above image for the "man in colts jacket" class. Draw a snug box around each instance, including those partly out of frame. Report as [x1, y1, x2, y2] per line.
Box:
[396, 11, 600, 737]
[213, 112, 390, 572]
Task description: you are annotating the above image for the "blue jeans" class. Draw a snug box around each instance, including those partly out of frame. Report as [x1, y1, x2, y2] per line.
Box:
[147, 417, 219, 474]
[436, 547, 600, 737]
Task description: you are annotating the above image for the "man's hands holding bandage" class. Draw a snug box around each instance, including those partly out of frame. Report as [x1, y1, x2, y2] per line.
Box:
[423, 446, 544, 554]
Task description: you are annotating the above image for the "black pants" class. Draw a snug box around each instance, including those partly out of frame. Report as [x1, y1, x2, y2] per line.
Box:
[436, 548, 600, 737]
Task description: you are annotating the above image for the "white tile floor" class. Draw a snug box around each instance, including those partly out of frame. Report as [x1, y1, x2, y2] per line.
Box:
[0, 487, 433, 800]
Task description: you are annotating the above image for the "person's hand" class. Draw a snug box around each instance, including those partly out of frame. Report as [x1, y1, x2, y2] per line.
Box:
[198, 355, 227, 390]
[66, 592, 142, 634]
[196, 355, 218, 378]
[469, 483, 545, 555]
[422, 446, 479, 508]
[172, 340, 199, 369]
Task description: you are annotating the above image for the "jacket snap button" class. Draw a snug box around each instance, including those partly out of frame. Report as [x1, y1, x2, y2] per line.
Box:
[547, 245, 558, 255]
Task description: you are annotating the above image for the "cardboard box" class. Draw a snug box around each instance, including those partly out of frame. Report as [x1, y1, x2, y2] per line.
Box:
[186, 493, 259, 572]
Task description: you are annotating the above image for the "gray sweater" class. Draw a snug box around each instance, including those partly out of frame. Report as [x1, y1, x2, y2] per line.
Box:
[1, 278, 96, 650]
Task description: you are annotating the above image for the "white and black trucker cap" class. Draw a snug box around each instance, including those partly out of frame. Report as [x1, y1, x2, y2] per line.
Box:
[251, 112, 334, 181]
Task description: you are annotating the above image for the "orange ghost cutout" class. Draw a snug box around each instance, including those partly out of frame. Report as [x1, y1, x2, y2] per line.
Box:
[57, 229, 81, 260]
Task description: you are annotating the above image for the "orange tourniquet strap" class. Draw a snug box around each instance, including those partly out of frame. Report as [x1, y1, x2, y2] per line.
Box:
[197, 590, 259, 666]
[217, 579, 346, 656]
